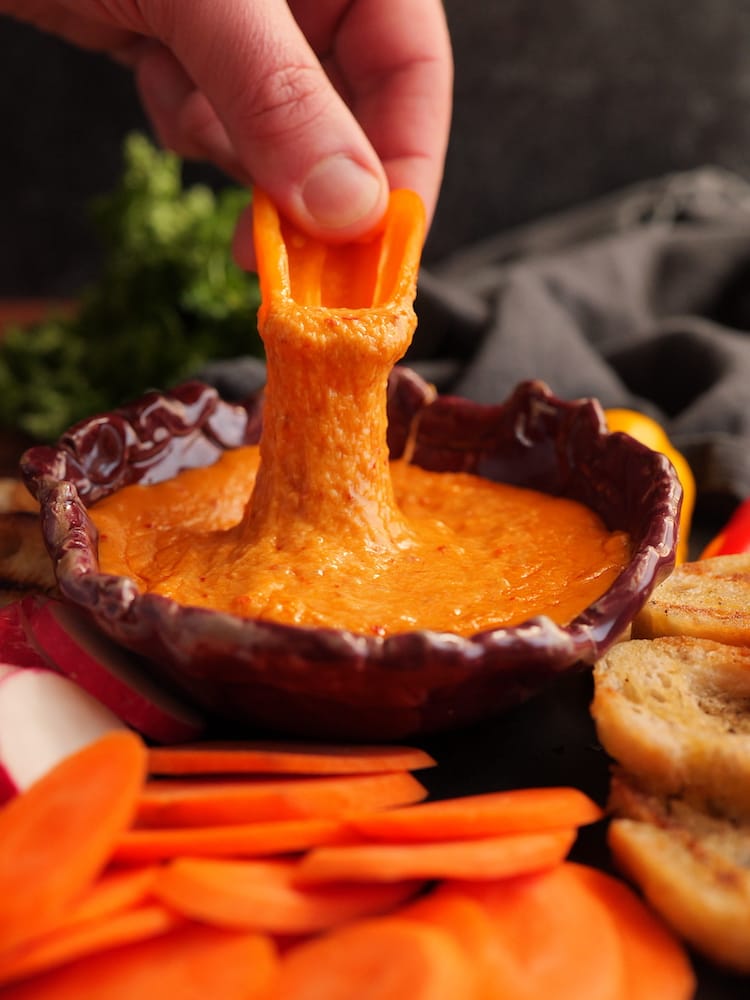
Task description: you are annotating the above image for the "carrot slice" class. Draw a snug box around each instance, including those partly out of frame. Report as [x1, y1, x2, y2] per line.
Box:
[0, 731, 146, 954]
[146, 740, 436, 777]
[567, 863, 696, 1000]
[62, 866, 159, 926]
[268, 915, 476, 1000]
[401, 884, 530, 1000]
[295, 827, 576, 883]
[347, 786, 602, 842]
[153, 856, 424, 934]
[113, 816, 348, 863]
[0, 904, 180, 987]
[456, 864, 627, 1000]
[136, 770, 427, 827]
[23, 864, 160, 947]
[0, 924, 277, 1000]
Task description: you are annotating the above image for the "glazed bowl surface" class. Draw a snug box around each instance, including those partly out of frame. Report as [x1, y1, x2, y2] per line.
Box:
[22, 367, 680, 739]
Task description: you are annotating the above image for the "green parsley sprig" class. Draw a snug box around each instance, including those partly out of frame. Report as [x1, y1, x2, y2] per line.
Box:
[0, 133, 262, 442]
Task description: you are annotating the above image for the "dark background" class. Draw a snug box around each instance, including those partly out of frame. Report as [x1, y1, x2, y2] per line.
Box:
[3, 1, 750, 294]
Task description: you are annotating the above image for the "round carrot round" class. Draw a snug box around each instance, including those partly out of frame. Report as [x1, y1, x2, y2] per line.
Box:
[269, 915, 476, 1000]
[0, 731, 146, 954]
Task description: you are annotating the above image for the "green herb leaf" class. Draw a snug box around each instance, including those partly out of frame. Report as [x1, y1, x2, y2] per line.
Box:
[0, 133, 262, 442]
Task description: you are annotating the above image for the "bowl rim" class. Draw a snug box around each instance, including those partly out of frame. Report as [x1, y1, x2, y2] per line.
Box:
[21, 366, 681, 682]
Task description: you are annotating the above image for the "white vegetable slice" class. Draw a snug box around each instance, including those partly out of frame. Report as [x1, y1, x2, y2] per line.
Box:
[0, 668, 126, 801]
[22, 597, 205, 745]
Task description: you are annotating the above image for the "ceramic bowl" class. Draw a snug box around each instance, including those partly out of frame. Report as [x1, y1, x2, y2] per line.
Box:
[21, 367, 681, 739]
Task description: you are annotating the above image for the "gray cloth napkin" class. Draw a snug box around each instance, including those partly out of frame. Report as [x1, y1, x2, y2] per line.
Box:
[200, 166, 750, 506]
[411, 166, 750, 505]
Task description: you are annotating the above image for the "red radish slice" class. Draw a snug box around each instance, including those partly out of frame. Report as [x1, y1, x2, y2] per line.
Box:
[0, 601, 50, 669]
[0, 667, 18, 799]
[0, 668, 127, 802]
[21, 597, 205, 744]
[0, 764, 15, 803]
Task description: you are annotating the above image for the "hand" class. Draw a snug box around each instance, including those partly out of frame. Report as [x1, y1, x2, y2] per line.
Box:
[3, 0, 453, 261]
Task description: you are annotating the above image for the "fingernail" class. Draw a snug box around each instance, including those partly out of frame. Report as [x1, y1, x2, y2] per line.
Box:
[301, 156, 385, 230]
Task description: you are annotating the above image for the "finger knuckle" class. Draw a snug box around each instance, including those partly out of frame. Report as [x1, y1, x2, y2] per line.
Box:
[241, 62, 329, 141]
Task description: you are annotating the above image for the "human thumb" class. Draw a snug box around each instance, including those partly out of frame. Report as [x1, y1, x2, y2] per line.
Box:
[140, 0, 389, 240]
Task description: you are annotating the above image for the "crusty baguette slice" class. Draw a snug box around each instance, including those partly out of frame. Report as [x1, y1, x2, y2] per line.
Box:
[0, 511, 56, 594]
[633, 553, 750, 646]
[0, 480, 53, 604]
[0, 477, 38, 514]
[592, 635, 750, 818]
[607, 773, 750, 975]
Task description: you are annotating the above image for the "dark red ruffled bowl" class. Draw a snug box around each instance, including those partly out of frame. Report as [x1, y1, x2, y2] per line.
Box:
[21, 367, 680, 740]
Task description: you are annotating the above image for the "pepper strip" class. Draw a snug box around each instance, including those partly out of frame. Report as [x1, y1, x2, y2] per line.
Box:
[700, 497, 750, 558]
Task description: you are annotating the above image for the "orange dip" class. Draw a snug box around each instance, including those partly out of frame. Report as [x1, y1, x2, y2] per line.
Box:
[91, 191, 630, 637]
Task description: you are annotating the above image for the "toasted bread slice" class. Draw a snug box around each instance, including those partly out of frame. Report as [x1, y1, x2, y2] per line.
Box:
[0, 477, 37, 514]
[0, 511, 56, 595]
[592, 635, 750, 818]
[607, 773, 750, 974]
[633, 554, 750, 646]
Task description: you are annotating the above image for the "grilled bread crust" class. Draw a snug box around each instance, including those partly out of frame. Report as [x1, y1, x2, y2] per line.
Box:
[607, 773, 750, 974]
[592, 635, 750, 819]
[633, 553, 750, 646]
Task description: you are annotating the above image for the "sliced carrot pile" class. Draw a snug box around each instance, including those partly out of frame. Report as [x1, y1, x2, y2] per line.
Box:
[146, 740, 436, 776]
[0, 731, 695, 999]
[347, 785, 602, 841]
[153, 856, 423, 933]
[136, 769, 427, 827]
[0, 730, 146, 954]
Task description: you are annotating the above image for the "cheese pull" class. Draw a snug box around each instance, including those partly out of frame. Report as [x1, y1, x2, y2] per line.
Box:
[246, 189, 425, 551]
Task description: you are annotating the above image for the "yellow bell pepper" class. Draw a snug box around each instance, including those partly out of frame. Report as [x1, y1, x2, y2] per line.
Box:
[604, 409, 695, 564]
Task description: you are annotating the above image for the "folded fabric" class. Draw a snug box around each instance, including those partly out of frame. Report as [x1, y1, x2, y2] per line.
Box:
[413, 166, 750, 504]
[200, 166, 750, 506]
